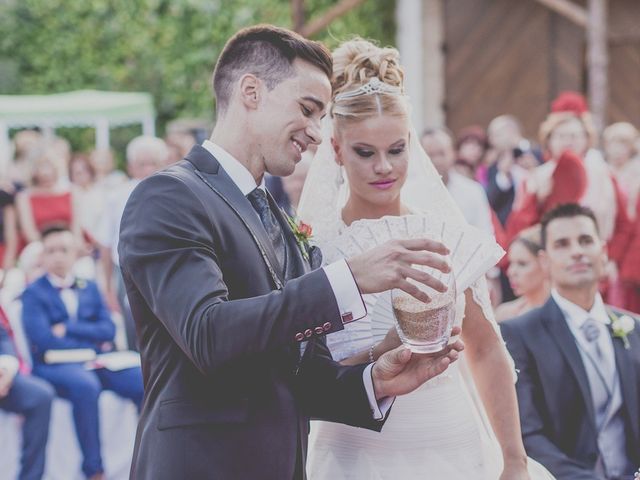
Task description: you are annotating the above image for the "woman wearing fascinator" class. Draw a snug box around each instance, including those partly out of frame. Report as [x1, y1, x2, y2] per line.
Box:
[298, 39, 555, 480]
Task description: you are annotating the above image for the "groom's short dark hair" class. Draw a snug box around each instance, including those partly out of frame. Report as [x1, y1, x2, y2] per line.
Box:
[540, 203, 599, 248]
[213, 24, 332, 114]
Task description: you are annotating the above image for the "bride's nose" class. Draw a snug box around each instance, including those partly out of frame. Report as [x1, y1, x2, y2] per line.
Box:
[374, 154, 393, 174]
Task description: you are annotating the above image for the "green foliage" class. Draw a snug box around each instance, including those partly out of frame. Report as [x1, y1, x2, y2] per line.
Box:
[0, 0, 396, 151]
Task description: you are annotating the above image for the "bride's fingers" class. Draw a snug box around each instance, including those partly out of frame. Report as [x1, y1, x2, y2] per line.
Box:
[397, 238, 450, 256]
[400, 266, 448, 293]
[400, 251, 450, 275]
[445, 349, 460, 364]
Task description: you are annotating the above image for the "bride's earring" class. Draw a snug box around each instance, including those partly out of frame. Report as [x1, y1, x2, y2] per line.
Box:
[336, 165, 344, 186]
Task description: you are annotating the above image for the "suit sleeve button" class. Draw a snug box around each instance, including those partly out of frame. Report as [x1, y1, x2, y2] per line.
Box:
[322, 322, 332, 332]
[314, 326, 324, 335]
[294, 332, 305, 342]
[304, 329, 313, 338]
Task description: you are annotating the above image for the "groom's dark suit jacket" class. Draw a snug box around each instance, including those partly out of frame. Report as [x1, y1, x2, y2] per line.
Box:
[500, 298, 640, 479]
[119, 145, 384, 480]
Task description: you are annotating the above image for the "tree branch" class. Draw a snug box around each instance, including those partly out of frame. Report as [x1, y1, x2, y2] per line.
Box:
[291, 0, 306, 33]
[299, 0, 367, 38]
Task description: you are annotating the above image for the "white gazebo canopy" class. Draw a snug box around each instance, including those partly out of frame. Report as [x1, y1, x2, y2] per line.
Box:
[0, 89, 155, 163]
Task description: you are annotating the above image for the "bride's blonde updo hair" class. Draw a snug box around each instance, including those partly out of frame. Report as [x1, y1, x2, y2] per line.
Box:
[330, 38, 407, 127]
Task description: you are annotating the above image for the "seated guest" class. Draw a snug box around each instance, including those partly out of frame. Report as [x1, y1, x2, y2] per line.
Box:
[603, 122, 640, 220]
[421, 127, 494, 235]
[15, 149, 83, 247]
[0, 308, 54, 480]
[501, 204, 640, 479]
[495, 225, 549, 322]
[89, 149, 126, 191]
[453, 125, 489, 182]
[22, 226, 143, 480]
[96, 136, 167, 351]
[69, 154, 105, 246]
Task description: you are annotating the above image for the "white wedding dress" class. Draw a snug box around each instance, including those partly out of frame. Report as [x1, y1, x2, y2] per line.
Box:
[306, 268, 554, 479]
[297, 117, 555, 479]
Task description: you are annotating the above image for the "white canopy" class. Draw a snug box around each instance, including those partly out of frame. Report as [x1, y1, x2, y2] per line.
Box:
[0, 90, 155, 163]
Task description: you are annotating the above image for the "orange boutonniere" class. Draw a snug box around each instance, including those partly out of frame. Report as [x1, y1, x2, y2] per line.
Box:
[285, 214, 313, 261]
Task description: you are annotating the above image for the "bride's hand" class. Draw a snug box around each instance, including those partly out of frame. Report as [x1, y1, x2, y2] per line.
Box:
[374, 326, 402, 359]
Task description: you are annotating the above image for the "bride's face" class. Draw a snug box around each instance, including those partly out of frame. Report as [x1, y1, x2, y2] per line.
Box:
[333, 114, 410, 210]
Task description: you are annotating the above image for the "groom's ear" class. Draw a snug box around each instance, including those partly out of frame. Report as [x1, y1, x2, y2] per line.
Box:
[238, 73, 261, 110]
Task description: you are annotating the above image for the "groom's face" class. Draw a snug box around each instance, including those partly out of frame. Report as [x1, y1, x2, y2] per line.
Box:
[253, 59, 331, 177]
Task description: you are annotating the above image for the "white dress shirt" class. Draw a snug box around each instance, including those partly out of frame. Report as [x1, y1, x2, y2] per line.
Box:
[48, 274, 79, 320]
[203, 141, 389, 419]
[552, 289, 616, 378]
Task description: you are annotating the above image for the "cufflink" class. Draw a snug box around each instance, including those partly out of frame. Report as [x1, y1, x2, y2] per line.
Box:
[341, 312, 354, 324]
[294, 332, 305, 342]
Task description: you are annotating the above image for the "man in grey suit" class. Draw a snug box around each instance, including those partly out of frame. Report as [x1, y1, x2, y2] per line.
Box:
[501, 203, 640, 479]
[119, 25, 463, 479]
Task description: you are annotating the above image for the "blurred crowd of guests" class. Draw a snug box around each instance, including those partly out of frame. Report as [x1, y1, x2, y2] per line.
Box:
[423, 91, 640, 319]
[0, 128, 197, 480]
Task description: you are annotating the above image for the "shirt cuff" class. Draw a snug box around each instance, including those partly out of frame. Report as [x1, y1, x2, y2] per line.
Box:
[362, 363, 394, 421]
[322, 260, 367, 324]
[0, 354, 19, 379]
[495, 171, 513, 191]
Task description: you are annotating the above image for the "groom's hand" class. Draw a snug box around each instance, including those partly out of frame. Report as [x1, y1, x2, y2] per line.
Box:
[371, 327, 463, 401]
[347, 238, 450, 303]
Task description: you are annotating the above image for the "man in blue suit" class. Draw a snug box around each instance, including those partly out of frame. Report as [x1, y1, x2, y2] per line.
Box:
[0, 312, 53, 480]
[22, 226, 144, 480]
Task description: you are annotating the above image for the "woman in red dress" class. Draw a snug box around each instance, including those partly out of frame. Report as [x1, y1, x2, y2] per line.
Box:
[15, 149, 83, 246]
[506, 92, 634, 309]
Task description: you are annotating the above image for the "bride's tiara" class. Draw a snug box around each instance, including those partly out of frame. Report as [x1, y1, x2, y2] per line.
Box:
[334, 77, 402, 103]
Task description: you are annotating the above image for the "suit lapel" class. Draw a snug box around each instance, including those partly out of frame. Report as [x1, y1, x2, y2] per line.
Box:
[267, 190, 309, 278]
[41, 277, 70, 322]
[607, 310, 640, 443]
[542, 299, 597, 430]
[185, 146, 285, 289]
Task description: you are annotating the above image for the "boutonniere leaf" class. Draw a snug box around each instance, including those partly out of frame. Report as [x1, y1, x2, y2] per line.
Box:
[609, 311, 635, 349]
[284, 213, 312, 261]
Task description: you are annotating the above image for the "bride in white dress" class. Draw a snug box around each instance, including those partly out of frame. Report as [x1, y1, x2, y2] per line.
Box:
[298, 39, 555, 480]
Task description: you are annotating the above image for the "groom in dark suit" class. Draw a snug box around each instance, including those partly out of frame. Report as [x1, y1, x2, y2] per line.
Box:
[501, 204, 640, 479]
[119, 25, 463, 480]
